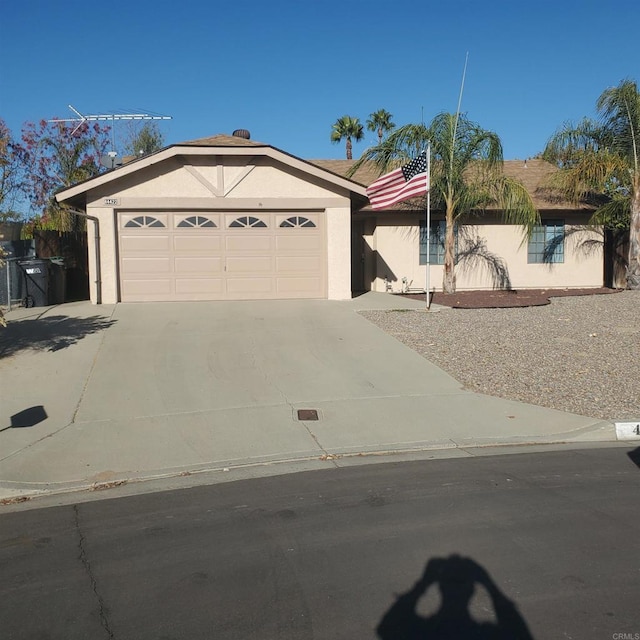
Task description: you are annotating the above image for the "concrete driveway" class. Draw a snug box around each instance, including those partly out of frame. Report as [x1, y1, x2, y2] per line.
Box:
[0, 294, 614, 498]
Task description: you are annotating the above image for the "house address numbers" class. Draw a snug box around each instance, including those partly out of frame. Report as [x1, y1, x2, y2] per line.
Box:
[104, 198, 119, 206]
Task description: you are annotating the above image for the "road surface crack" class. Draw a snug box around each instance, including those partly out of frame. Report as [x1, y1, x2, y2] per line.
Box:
[74, 505, 114, 638]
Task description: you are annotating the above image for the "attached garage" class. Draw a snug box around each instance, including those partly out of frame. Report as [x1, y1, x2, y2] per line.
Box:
[55, 133, 368, 304]
[118, 211, 325, 302]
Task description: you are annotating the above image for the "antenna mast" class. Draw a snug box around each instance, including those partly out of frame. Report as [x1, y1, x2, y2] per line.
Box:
[48, 104, 173, 168]
[50, 104, 172, 133]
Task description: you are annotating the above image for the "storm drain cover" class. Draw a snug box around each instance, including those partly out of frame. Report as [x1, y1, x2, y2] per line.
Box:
[297, 409, 319, 421]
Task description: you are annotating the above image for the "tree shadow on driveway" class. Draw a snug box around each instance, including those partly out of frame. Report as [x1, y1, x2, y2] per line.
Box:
[0, 314, 117, 357]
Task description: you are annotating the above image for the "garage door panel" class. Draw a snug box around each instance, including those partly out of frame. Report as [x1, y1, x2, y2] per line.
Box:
[174, 236, 221, 252]
[226, 277, 273, 294]
[276, 277, 322, 294]
[174, 257, 222, 273]
[175, 278, 224, 294]
[120, 235, 171, 252]
[225, 236, 272, 252]
[121, 257, 172, 274]
[122, 279, 172, 295]
[276, 256, 322, 272]
[226, 256, 272, 273]
[275, 234, 321, 251]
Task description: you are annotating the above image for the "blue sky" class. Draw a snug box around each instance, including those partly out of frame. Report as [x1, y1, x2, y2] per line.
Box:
[2, 0, 638, 163]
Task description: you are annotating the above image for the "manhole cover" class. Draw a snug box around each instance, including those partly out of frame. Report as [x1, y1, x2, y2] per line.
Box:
[297, 409, 319, 421]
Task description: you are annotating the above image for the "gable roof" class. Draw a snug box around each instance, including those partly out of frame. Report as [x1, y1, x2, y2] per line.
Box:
[55, 134, 368, 206]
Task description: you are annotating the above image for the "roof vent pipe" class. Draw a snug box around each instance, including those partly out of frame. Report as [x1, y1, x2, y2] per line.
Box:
[232, 129, 251, 139]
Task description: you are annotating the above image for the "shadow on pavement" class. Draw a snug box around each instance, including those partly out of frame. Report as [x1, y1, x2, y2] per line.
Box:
[0, 315, 116, 357]
[0, 405, 48, 433]
[377, 554, 534, 639]
[627, 447, 640, 469]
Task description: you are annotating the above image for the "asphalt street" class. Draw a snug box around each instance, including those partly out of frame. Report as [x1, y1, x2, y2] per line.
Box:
[1, 446, 639, 639]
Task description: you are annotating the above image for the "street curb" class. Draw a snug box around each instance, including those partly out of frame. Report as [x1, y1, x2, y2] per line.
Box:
[1, 434, 632, 508]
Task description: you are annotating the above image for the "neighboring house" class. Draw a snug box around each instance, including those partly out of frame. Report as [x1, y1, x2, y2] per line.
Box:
[56, 132, 604, 305]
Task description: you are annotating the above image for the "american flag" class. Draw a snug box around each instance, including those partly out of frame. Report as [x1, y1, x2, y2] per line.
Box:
[366, 152, 429, 210]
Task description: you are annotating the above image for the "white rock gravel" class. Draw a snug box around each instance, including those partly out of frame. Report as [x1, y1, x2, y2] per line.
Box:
[360, 291, 640, 421]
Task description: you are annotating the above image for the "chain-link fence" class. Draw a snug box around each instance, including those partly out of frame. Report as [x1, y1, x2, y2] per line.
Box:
[1, 258, 25, 310]
[0, 240, 36, 310]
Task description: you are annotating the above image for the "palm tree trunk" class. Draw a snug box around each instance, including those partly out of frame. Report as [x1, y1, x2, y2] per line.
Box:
[346, 137, 353, 160]
[442, 208, 456, 294]
[627, 180, 640, 289]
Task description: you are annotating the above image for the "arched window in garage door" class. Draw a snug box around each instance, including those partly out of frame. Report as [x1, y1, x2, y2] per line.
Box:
[229, 215, 267, 228]
[124, 215, 165, 228]
[279, 216, 316, 228]
[177, 215, 217, 228]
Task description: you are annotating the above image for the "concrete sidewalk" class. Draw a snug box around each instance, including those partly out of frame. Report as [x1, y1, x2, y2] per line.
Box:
[0, 293, 616, 501]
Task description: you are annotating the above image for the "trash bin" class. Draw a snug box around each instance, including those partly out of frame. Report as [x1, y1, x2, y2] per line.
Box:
[49, 257, 67, 304]
[18, 259, 50, 307]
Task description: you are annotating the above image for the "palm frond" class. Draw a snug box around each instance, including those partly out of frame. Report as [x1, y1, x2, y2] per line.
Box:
[542, 118, 607, 166]
[590, 197, 631, 229]
[482, 176, 540, 237]
[597, 79, 640, 170]
[349, 123, 429, 177]
[547, 150, 628, 203]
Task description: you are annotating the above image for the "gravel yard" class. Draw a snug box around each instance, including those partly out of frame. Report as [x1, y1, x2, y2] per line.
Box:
[360, 290, 640, 421]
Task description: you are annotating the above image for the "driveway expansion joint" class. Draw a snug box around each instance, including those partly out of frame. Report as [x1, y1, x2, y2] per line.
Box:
[70, 305, 117, 425]
[0, 420, 76, 463]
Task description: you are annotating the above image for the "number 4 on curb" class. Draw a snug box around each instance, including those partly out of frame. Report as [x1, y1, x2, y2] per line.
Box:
[615, 422, 640, 440]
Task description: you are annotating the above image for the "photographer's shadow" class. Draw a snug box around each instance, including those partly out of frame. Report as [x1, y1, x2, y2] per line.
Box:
[377, 554, 534, 639]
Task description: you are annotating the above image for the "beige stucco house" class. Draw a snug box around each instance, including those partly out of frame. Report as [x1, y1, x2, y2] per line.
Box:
[56, 132, 604, 304]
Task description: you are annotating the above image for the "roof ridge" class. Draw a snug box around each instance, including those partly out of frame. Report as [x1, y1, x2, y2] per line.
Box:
[177, 133, 265, 147]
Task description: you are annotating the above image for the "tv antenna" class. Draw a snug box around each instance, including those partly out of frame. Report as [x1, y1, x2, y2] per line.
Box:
[48, 105, 172, 168]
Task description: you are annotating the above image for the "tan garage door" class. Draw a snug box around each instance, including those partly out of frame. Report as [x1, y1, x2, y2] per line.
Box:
[118, 212, 326, 302]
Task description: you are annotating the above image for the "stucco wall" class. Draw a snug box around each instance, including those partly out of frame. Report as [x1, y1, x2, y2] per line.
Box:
[370, 213, 604, 293]
[325, 206, 352, 299]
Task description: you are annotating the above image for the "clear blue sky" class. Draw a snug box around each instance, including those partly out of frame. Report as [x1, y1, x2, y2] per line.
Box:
[2, 0, 638, 162]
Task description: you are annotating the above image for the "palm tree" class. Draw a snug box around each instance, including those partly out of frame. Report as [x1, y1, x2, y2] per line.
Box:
[350, 113, 539, 294]
[366, 109, 396, 145]
[543, 79, 640, 289]
[330, 115, 364, 160]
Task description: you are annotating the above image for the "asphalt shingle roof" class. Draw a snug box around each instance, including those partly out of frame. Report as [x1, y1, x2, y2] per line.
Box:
[308, 158, 594, 211]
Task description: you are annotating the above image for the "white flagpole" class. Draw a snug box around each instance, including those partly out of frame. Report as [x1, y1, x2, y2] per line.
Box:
[425, 145, 432, 309]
